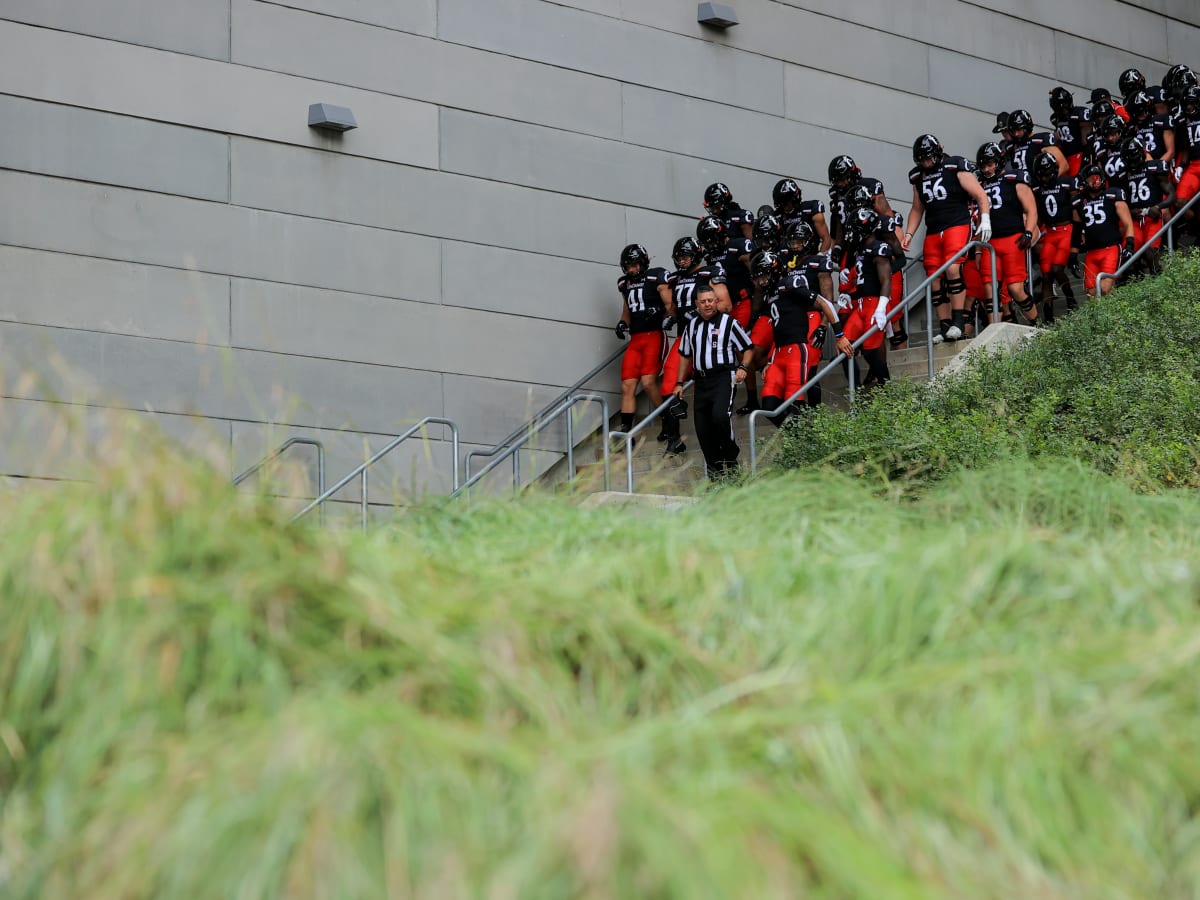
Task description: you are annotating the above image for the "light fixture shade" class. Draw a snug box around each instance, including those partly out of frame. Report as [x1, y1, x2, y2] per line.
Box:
[697, 2, 738, 28]
[308, 103, 358, 132]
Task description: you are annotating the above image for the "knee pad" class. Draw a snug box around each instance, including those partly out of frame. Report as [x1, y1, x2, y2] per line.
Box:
[888, 326, 908, 348]
[932, 286, 948, 306]
[944, 276, 966, 296]
[1016, 296, 1036, 313]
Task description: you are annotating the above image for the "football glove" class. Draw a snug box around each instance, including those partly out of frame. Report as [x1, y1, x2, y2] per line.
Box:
[1016, 230, 1033, 250]
[615, 320, 629, 340]
[976, 213, 992, 243]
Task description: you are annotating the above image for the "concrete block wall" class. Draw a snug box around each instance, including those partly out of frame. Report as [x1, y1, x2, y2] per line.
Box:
[0, 1, 1189, 498]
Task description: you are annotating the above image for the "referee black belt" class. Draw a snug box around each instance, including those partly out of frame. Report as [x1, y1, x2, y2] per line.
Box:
[694, 366, 735, 379]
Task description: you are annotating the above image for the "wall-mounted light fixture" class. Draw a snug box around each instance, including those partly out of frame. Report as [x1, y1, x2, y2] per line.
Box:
[697, 2, 738, 29]
[308, 103, 357, 133]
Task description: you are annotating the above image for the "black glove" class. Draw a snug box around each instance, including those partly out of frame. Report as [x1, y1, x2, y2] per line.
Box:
[1017, 230, 1033, 250]
[662, 315, 675, 334]
[615, 320, 629, 340]
[809, 324, 828, 348]
[1068, 252, 1082, 277]
[1120, 237, 1135, 264]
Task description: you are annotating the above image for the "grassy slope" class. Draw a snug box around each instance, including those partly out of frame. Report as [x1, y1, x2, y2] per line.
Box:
[778, 254, 1200, 491]
[3, 431, 1200, 897]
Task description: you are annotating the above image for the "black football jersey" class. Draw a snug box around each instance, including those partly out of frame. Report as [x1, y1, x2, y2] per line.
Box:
[767, 271, 815, 347]
[668, 262, 725, 321]
[1176, 113, 1200, 156]
[618, 266, 668, 333]
[909, 157, 973, 232]
[853, 239, 894, 297]
[786, 251, 836, 299]
[1034, 178, 1075, 226]
[1098, 147, 1126, 182]
[711, 236, 754, 297]
[1008, 132, 1058, 172]
[1135, 116, 1175, 159]
[1121, 160, 1171, 211]
[980, 170, 1030, 237]
[1051, 107, 1091, 157]
[1074, 189, 1127, 249]
[829, 177, 883, 231]
[722, 203, 753, 236]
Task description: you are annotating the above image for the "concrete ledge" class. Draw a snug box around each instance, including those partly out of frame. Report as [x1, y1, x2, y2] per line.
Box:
[935, 322, 1038, 381]
[580, 491, 698, 511]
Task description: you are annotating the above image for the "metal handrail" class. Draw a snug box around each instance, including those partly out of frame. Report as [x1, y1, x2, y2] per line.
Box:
[291, 417, 460, 528]
[748, 240, 999, 475]
[452, 392, 610, 500]
[608, 380, 695, 493]
[1096, 193, 1200, 296]
[233, 437, 327, 525]
[464, 346, 623, 482]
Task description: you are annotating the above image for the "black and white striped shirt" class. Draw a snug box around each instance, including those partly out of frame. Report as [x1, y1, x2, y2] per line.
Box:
[679, 313, 752, 374]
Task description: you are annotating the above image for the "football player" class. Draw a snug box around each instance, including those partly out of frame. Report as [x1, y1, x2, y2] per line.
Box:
[976, 142, 1041, 324]
[1048, 87, 1091, 177]
[1072, 166, 1135, 297]
[1118, 137, 1175, 275]
[771, 178, 833, 253]
[902, 134, 991, 342]
[703, 183, 754, 241]
[1031, 150, 1079, 319]
[1007, 109, 1068, 175]
[615, 244, 668, 434]
[1126, 90, 1175, 164]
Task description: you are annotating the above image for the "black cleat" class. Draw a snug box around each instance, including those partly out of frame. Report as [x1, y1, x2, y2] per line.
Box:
[735, 404, 759, 416]
[665, 438, 687, 455]
[656, 427, 670, 442]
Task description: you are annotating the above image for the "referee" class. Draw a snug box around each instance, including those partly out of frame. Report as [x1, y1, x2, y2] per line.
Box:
[672, 284, 754, 480]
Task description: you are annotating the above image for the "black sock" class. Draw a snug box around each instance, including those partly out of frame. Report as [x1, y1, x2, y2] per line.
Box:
[743, 386, 759, 407]
[939, 318, 952, 336]
[952, 309, 965, 330]
[621, 412, 634, 433]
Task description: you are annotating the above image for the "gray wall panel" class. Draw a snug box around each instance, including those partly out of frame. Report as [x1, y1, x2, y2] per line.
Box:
[0, 322, 441, 434]
[439, 109, 778, 219]
[1117, 0, 1194, 24]
[0, 18, 438, 168]
[1051, 33, 1166, 98]
[229, 138, 625, 265]
[1167, 22, 1200, 67]
[253, 0, 436, 36]
[0, 397, 231, 480]
[0, 0, 231, 60]
[232, 0, 623, 139]
[0, 95, 229, 201]
[929, 49, 1065, 133]
[0, 246, 230, 345]
[231, 279, 610, 385]
[0, 171, 442, 302]
[437, 0, 785, 115]
[441, 243, 616, 328]
[971, 0, 1168, 61]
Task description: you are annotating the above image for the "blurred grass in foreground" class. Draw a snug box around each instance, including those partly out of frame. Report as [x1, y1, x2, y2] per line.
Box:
[2, 433, 1200, 898]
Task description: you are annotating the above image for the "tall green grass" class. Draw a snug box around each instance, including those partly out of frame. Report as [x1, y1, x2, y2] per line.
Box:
[3, 432, 1200, 897]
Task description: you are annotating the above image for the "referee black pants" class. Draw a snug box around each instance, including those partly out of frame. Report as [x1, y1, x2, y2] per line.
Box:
[692, 371, 739, 478]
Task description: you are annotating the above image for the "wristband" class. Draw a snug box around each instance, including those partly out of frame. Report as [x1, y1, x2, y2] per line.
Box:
[736, 363, 748, 372]
[834, 331, 845, 339]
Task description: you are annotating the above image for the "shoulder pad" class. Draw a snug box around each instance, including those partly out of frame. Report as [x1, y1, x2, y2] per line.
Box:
[908, 167, 922, 183]
[617, 276, 629, 290]
[646, 266, 668, 284]
[1106, 188, 1126, 201]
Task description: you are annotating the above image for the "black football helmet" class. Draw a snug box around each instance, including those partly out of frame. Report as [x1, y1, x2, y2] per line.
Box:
[1080, 164, 1106, 196]
[992, 110, 1011, 134]
[772, 178, 803, 213]
[786, 220, 818, 257]
[1119, 68, 1146, 98]
[1048, 87, 1073, 116]
[1165, 64, 1197, 99]
[912, 134, 944, 168]
[1008, 109, 1034, 138]
[1033, 149, 1060, 187]
[1126, 90, 1153, 124]
[1098, 114, 1126, 145]
[1120, 136, 1148, 172]
[703, 182, 733, 215]
[750, 250, 783, 287]
[828, 155, 861, 188]
[1183, 85, 1200, 118]
[845, 183, 875, 212]
[1091, 98, 1116, 121]
[976, 141, 1006, 174]
[752, 213, 782, 248]
[696, 216, 727, 254]
[672, 236, 701, 270]
[619, 244, 649, 273]
[844, 206, 880, 249]
[755, 204, 775, 222]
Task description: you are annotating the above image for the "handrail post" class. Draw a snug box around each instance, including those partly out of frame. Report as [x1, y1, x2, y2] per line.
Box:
[848, 354, 856, 407]
[448, 423, 460, 493]
[566, 406, 575, 479]
[925, 283, 935, 379]
[600, 405, 611, 492]
[360, 469, 368, 530]
[989, 244, 999, 323]
[513, 450, 521, 495]
[749, 408, 762, 475]
[624, 434, 634, 494]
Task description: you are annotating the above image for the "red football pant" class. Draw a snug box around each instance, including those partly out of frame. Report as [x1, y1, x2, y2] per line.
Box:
[1066, 153, 1083, 178]
[1176, 161, 1200, 203]
[1039, 224, 1073, 271]
[1083, 246, 1120, 294]
[621, 330, 664, 380]
[762, 342, 811, 401]
[989, 233, 1029, 288]
[1132, 216, 1164, 251]
[844, 296, 885, 350]
[661, 333, 684, 392]
[731, 287, 752, 329]
[923, 223, 972, 275]
[750, 315, 775, 356]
